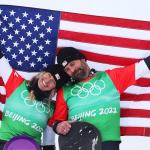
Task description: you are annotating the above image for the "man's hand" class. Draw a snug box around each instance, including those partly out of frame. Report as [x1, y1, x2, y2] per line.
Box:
[56, 120, 77, 135]
[56, 121, 72, 135]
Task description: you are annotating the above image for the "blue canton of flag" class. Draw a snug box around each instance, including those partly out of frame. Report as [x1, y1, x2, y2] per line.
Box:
[0, 5, 60, 71]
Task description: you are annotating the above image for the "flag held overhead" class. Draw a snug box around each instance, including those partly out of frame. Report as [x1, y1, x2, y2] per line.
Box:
[0, 5, 60, 72]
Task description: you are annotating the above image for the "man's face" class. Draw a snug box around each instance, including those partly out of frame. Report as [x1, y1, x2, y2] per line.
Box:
[64, 59, 89, 81]
[37, 72, 56, 91]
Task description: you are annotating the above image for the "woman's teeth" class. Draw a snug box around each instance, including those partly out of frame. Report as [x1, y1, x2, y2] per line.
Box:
[43, 80, 47, 87]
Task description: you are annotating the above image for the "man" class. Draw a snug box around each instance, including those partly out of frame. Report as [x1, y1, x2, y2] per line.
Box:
[0, 51, 70, 150]
[50, 47, 150, 150]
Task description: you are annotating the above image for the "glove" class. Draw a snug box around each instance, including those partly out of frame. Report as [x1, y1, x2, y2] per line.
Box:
[42, 145, 55, 150]
[144, 56, 150, 70]
[0, 51, 3, 59]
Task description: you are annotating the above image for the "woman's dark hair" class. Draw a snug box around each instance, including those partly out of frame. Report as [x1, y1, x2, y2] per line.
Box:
[27, 64, 70, 101]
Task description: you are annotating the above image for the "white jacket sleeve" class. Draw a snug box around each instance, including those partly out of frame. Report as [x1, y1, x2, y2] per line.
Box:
[0, 56, 12, 84]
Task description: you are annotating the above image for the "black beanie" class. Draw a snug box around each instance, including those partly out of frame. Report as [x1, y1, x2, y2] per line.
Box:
[27, 64, 70, 101]
[57, 47, 86, 68]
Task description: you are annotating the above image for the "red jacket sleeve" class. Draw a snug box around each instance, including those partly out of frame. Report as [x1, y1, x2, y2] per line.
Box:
[48, 88, 68, 126]
[106, 63, 136, 94]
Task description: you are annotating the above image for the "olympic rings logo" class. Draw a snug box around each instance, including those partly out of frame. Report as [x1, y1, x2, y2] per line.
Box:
[21, 90, 51, 114]
[71, 80, 105, 99]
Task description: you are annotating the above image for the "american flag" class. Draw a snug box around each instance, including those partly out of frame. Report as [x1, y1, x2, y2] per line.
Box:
[0, 5, 150, 136]
[0, 5, 60, 71]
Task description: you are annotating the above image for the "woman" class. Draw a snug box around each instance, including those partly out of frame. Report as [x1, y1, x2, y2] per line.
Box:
[0, 51, 70, 149]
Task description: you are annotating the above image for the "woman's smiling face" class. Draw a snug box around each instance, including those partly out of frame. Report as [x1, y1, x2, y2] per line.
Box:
[38, 72, 56, 91]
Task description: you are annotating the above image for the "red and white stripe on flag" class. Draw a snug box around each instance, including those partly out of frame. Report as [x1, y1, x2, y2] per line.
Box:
[57, 12, 150, 136]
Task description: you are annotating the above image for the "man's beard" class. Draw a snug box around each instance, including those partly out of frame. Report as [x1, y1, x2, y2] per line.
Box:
[71, 68, 86, 82]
